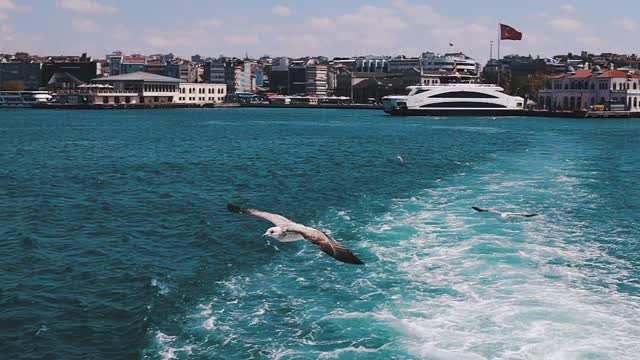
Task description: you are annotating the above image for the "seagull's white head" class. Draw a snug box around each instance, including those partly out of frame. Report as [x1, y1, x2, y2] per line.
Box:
[263, 226, 284, 239]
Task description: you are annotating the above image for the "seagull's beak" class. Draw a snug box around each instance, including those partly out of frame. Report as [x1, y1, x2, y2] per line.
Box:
[261, 232, 268, 238]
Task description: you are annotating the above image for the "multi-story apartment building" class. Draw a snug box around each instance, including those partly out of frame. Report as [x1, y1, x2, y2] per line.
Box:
[305, 64, 328, 96]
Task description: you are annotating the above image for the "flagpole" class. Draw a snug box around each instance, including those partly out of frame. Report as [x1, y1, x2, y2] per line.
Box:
[497, 23, 501, 87]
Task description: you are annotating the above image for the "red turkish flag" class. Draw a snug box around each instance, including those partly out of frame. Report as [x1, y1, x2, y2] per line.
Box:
[500, 23, 523, 40]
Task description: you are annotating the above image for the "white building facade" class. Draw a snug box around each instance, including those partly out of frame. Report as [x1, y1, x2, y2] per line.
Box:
[57, 72, 226, 105]
[176, 83, 226, 104]
[538, 68, 640, 111]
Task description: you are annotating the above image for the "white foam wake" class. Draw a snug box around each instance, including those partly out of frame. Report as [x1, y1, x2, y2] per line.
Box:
[356, 154, 640, 359]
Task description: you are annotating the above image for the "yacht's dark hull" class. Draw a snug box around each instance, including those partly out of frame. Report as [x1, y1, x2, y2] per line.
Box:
[384, 107, 526, 117]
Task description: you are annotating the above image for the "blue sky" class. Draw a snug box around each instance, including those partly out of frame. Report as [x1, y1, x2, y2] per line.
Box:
[1, 0, 639, 63]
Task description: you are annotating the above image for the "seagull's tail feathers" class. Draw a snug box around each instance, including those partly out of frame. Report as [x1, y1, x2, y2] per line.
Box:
[227, 203, 249, 215]
[472, 206, 489, 212]
[523, 213, 539, 218]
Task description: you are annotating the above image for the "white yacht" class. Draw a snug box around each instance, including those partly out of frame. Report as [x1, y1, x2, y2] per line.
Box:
[0, 91, 52, 108]
[382, 84, 525, 116]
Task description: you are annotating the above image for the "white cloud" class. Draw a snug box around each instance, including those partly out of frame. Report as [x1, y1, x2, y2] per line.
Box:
[0, 23, 14, 41]
[621, 18, 637, 31]
[144, 33, 193, 49]
[0, 0, 30, 12]
[577, 35, 604, 47]
[71, 18, 98, 32]
[272, 5, 291, 16]
[223, 34, 259, 46]
[309, 17, 333, 29]
[0, 23, 12, 33]
[548, 17, 583, 32]
[560, 4, 575, 13]
[58, 0, 116, 14]
[198, 18, 223, 28]
[0, 0, 16, 10]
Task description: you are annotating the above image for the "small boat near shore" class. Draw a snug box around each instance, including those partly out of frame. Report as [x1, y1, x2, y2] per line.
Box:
[0, 91, 52, 108]
[382, 84, 525, 116]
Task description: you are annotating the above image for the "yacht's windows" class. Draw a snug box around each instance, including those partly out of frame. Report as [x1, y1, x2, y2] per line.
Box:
[420, 102, 507, 108]
[430, 91, 498, 99]
[415, 89, 430, 95]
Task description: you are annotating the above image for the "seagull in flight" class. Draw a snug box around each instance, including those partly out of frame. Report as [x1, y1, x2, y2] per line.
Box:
[397, 155, 405, 166]
[227, 203, 364, 264]
[472, 206, 539, 218]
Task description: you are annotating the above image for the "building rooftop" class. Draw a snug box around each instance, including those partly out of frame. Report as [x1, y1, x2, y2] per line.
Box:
[92, 71, 184, 83]
[123, 56, 146, 63]
[570, 69, 593, 79]
[597, 70, 640, 79]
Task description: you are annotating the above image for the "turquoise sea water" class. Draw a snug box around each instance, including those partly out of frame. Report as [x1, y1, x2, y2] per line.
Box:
[1, 108, 639, 359]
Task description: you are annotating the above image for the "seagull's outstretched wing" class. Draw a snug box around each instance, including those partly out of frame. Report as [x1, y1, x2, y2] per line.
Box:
[472, 206, 500, 214]
[227, 203, 293, 227]
[287, 225, 364, 265]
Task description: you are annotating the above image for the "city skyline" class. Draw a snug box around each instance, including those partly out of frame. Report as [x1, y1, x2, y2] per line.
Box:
[1, 0, 640, 63]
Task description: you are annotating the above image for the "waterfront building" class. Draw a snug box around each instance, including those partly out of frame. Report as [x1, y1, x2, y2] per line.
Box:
[0, 62, 42, 90]
[176, 83, 227, 104]
[241, 62, 253, 93]
[269, 57, 290, 94]
[289, 60, 306, 95]
[335, 71, 379, 98]
[41, 60, 100, 87]
[354, 57, 389, 73]
[251, 63, 264, 88]
[326, 66, 340, 96]
[46, 71, 84, 90]
[165, 59, 196, 82]
[121, 56, 147, 74]
[421, 52, 480, 81]
[107, 51, 123, 75]
[56, 71, 226, 106]
[350, 69, 442, 103]
[538, 66, 640, 111]
[224, 63, 244, 94]
[388, 57, 421, 73]
[144, 60, 166, 76]
[305, 64, 328, 96]
[204, 61, 226, 84]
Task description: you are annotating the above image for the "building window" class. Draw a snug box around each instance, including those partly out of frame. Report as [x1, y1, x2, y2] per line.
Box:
[154, 96, 159, 102]
[613, 83, 617, 90]
[102, 96, 108, 104]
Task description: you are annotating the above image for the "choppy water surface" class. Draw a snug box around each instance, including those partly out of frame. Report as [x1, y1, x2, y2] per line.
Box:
[1, 109, 639, 359]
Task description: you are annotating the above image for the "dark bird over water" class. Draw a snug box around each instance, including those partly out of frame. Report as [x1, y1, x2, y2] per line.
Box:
[472, 206, 539, 218]
[227, 203, 364, 264]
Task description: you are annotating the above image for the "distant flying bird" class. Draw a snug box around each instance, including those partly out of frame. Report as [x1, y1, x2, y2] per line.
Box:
[227, 203, 364, 264]
[472, 206, 539, 218]
[449, 42, 454, 47]
[397, 155, 405, 166]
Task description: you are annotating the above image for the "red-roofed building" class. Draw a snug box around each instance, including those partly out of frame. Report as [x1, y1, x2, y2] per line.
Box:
[538, 66, 640, 111]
